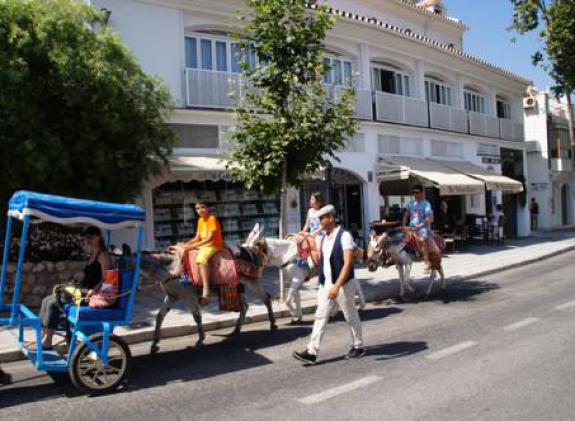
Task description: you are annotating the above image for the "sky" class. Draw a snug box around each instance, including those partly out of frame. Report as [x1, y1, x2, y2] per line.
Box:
[447, 0, 553, 90]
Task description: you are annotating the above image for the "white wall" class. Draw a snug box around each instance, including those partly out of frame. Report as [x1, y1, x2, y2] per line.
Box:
[94, 0, 184, 106]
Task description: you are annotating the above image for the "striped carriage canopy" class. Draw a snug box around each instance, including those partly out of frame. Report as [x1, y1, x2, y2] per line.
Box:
[8, 190, 145, 229]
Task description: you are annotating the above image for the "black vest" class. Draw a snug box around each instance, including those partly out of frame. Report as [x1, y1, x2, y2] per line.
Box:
[318, 227, 355, 286]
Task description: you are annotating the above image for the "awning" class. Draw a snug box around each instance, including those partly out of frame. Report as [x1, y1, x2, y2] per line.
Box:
[444, 161, 524, 193]
[8, 191, 145, 229]
[168, 156, 232, 181]
[377, 156, 485, 196]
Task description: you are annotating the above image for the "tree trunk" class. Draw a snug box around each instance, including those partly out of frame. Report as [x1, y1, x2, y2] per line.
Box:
[566, 92, 575, 171]
[278, 160, 288, 301]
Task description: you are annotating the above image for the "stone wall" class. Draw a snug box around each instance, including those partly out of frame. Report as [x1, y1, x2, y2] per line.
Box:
[1, 261, 86, 308]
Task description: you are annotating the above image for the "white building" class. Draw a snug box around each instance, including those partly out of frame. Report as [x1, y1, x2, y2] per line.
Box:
[525, 88, 575, 228]
[90, 0, 532, 248]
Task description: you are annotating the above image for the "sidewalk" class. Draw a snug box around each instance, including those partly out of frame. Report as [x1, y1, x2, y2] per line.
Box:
[2, 229, 575, 362]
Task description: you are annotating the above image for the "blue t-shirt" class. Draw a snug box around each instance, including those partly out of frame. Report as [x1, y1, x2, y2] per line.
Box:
[407, 199, 433, 231]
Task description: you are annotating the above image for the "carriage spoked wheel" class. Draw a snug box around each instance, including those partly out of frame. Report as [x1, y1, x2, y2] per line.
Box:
[69, 333, 131, 395]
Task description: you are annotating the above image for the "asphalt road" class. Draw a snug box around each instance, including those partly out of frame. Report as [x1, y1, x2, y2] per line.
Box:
[2, 251, 575, 420]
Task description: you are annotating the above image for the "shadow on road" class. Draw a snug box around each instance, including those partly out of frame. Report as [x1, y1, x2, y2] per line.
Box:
[0, 326, 311, 408]
[330, 306, 403, 323]
[368, 341, 428, 361]
[307, 340, 428, 367]
[429, 279, 500, 304]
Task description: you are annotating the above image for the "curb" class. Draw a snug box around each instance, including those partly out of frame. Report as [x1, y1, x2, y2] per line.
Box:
[2, 243, 574, 364]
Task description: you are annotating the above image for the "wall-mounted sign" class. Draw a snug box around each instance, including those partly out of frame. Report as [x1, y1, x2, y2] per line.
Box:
[477, 143, 500, 158]
[482, 157, 501, 164]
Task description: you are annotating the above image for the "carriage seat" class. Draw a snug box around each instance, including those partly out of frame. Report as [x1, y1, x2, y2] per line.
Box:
[65, 269, 134, 324]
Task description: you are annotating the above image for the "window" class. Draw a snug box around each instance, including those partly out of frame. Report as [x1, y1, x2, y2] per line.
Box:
[323, 56, 353, 86]
[185, 33, 259, 74]
[372, 66, 411, 96]
[425, 79, 452, 105]
[431, 140, 463, 158]
[185, 37, 197, 68]
[215, 41, 227, 72]
[378, 135, 422, 155]
[496, 99, 511, 119]
[171, 124, 219, 148]
[464, 90, 486, 114]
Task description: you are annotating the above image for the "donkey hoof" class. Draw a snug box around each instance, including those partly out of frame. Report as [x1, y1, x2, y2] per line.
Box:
[270, 324, 278, 332]
[150, 344, 159, 355]
[195, 340, 204, 348]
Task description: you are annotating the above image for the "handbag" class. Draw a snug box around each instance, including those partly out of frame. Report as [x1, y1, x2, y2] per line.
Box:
[88, 269, 119, 309]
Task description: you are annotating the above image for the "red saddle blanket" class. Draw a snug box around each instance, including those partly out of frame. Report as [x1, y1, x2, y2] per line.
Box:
[404, 233, 445, 270]
[182, 248, 260, 288]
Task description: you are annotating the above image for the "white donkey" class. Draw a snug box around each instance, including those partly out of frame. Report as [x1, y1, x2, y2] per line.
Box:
[244, 224, 365, 322]
[366, 230, 446, 301]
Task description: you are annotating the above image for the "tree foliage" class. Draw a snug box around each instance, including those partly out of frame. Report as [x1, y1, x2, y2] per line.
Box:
[0, 0, 175, 211]
[510, 0, 575, 144]
[227, 0, 358, 199]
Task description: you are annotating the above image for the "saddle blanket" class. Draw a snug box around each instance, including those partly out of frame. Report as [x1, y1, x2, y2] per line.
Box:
[182, 247, 260, 288]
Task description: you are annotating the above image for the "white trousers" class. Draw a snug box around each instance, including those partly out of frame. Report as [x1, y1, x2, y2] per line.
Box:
[286, 275, 305, 320]
[307, 280, 364, 356]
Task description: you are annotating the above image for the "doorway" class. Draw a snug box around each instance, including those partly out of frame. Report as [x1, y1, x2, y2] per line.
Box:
[561, 184, 570, 225]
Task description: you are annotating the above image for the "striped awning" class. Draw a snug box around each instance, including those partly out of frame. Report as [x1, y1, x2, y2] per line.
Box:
[444, 161, 524, 193]
[377, 156, 485, 196]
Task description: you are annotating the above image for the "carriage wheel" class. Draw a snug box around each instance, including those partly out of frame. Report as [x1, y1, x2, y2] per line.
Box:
[69, 334, 131, 395]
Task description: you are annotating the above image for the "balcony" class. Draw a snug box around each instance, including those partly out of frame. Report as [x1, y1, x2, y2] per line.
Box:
[185, 68, 372, 119]
[184, 68, 525, 142]
[324, 84, 373, 120]
[429, 102, 468, 133]
[374, 91, 428, 127]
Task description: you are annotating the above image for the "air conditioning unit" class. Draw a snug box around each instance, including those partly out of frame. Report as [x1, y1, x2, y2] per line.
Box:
[523, 97, 536, 109]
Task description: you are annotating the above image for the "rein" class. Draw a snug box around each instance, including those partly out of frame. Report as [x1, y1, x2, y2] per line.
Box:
[285, 233, 319, 266]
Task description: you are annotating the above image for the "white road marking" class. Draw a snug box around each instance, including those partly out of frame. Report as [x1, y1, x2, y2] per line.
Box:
[298, 375, 382, 405]
[503, 317, 540, 331]
[555, 300, 575, 311]
[425, 341, 478, 361]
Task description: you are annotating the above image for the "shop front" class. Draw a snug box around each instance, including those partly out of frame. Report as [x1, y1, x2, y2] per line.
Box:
[300, 167, 366, 241]
[147, 156, 279, 249]
[376, 156, 523, 239]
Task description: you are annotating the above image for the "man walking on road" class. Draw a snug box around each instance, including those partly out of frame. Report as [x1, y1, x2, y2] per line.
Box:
[293, 205, 365, 364]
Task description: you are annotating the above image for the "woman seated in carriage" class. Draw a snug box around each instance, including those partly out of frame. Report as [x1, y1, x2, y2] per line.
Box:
[34, 226, 110, 350]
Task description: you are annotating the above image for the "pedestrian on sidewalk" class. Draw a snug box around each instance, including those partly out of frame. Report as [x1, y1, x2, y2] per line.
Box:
[293, 205, 365, 365]
[529, 198, 539, 231]
[0, 365, 11, 385]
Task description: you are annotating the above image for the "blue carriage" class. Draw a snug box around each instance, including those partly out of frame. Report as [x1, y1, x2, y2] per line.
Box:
[0, 191, 145, 394]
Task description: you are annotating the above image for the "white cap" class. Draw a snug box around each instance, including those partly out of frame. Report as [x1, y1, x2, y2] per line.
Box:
[316, 204, 336, 218]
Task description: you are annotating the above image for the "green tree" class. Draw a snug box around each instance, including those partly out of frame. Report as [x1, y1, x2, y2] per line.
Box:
[0, 0, 175, 216]
[228, 0, 358, 240]
[510, 0, 575, 156]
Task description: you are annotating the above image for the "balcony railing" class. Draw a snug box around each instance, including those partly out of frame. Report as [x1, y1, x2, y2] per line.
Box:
[429, 102, 468, 133]
[324, 84, 373, 120]
[185, 68, 525, 142]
